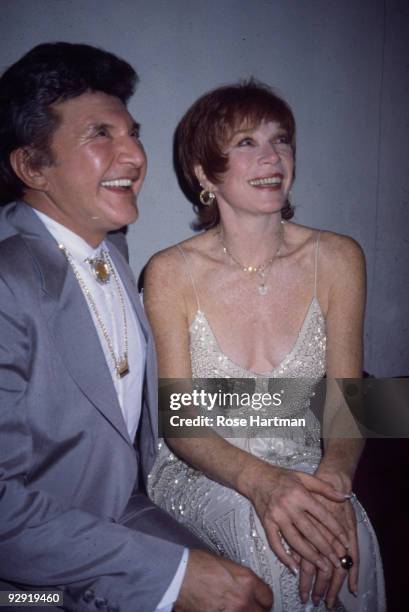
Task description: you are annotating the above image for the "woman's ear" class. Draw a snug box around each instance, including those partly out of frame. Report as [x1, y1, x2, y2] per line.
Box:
[194, 164, 216, 192]
[194, 164, 206, 187]
[10, 148, 49, 192]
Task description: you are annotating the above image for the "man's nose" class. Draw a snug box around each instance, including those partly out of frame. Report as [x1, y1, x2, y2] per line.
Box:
[117, 136, 146, 167]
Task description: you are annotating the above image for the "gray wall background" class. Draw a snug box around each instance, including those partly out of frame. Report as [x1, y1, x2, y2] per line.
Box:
[1, 0, 407, 376]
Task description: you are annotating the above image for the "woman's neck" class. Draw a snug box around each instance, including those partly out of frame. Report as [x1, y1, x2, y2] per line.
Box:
[217, 212, 285, 267]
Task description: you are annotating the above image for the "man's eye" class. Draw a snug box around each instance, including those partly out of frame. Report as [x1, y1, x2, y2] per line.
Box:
[95, 128, 109, 137]
[130, 129, 141, 140]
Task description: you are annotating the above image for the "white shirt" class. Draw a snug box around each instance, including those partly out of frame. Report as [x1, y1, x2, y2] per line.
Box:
[33, 210, 187, 610]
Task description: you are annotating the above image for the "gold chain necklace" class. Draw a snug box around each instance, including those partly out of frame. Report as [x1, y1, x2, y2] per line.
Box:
[59, 244, 129, 378]
[218, 222, 284, 296]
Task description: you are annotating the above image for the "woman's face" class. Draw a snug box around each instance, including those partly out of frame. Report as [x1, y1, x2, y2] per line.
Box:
[204, 120, 294, 218]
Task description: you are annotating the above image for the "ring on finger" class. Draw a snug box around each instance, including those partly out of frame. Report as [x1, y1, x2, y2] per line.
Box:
[339, 554, 354, 570]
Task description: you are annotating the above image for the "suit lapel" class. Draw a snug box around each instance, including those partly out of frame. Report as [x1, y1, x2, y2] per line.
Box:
[50, 270, 132, 445]
[7, 202, 132, 446]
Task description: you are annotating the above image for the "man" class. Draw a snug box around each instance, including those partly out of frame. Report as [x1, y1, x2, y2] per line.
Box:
[0, 43, 272, 612]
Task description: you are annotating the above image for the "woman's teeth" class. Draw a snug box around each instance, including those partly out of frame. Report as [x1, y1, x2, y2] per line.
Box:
[101, 178, 133, 188]
[248, 176, 282, 186]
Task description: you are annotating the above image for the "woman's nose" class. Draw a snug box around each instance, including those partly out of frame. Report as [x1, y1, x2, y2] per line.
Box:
[260, 142, 280, 163]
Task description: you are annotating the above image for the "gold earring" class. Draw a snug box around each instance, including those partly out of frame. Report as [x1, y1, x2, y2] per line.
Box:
[199, 189, 216, 206]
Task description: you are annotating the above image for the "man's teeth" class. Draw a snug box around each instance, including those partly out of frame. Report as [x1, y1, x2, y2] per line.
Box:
[249, 177, 282, 186]
[101, 178, 133, 188]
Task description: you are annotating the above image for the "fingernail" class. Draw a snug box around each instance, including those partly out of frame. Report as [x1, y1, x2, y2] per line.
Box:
[343, 493, 353, 499]
[317, 560, 329, 573]
[291, 566, 299, 576]
[330, 553, 341, 568]
[339, 534, 349, 547]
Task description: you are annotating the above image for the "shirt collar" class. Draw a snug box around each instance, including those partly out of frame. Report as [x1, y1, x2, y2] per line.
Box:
[32, 209, 106, 262]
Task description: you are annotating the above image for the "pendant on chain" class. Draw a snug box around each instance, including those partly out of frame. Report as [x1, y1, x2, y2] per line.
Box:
[60, 244, 130, 377]
[219, 228, 283, 298]
[258, 270, 269, 296]
[87, 257, 111, 284]
[117, 358, 130, 378]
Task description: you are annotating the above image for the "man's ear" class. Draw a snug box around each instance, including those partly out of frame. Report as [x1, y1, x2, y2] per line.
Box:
[10, 148, 49, 191]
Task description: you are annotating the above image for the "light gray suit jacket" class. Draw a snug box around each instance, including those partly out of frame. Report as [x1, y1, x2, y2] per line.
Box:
[0, 201, 186, 611]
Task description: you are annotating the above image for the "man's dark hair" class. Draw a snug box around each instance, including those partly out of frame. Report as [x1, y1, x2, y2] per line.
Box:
[0, 42, 138, 204]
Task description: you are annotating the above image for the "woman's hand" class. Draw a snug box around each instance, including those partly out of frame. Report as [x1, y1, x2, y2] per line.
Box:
[296, 497, 359, 608]
[297, 465, 359, 607]
[241, 460, 351, 575]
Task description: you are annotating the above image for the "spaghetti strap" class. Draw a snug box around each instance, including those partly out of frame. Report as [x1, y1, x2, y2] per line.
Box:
[176, 244, 201, 311]
[313, 231, 321, 297]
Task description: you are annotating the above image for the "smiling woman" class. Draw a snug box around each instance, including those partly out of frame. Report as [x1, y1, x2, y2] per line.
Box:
[198, 120, 294, 222]
[145, 80, 386, 611]
[176, 80, 296, 231]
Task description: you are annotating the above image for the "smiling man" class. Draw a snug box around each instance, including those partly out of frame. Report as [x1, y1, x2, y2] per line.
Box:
[17, 91, 147, 246]
[0, 43, 272, 612]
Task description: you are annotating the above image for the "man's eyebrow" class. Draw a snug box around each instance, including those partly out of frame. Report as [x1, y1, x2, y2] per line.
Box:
[78, 122, 110, 137]
[83, 121, 141, 134]
[87, 122, 111, 130]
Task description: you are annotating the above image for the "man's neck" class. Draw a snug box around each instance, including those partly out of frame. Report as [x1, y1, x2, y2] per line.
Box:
[32, 208, 106, 262]
[24, 192, 105, 248]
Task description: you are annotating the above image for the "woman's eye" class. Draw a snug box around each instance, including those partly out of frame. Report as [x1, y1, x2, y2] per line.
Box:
[237, 137, 254, 147]
[275, 135, 290, 145]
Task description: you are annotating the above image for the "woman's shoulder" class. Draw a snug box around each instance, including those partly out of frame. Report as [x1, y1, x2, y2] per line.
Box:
[144, 232, 210, 289]
[288, 222, 365, 271]
[147, 232, 213, 271]
[318, 229, 365, 280]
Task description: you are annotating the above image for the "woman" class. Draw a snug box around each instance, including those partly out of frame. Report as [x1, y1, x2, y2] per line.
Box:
[145, 81, 385, 611]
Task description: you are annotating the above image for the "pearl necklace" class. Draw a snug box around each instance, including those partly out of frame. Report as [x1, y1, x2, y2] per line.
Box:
[218, 222, 284, 296]
[59, 244, 130, 378]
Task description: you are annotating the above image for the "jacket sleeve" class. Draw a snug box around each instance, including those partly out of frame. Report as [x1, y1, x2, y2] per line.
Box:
[0, 274, 184, 612]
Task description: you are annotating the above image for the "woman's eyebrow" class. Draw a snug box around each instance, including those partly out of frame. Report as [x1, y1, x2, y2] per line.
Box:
[231, 127, 255, 136]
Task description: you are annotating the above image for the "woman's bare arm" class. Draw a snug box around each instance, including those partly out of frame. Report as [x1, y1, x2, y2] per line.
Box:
[321, 233, 367, 484]
[299, 233, 366, 607]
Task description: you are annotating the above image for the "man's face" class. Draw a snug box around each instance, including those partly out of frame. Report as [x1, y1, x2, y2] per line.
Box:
[32, 91, 147, 246]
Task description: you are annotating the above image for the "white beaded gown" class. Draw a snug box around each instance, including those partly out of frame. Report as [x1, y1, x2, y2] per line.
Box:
[148, 242, 385, 611]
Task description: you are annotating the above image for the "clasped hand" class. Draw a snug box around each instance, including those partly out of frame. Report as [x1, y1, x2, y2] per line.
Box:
[248, 462, 359, 607]
[248, 463, 351, 574]
[294, 467, 359, 608]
